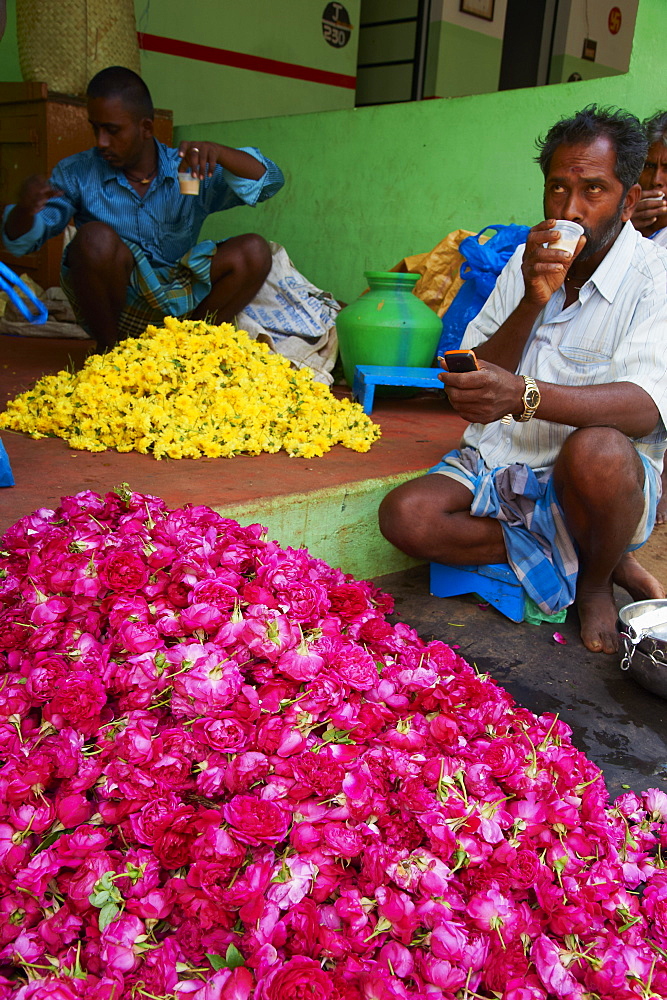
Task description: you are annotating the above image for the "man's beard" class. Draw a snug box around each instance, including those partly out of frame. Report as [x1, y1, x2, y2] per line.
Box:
[574, 200, 625, 261]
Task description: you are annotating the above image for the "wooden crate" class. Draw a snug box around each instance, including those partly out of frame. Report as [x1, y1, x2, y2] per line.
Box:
[0, 81, 173, 290]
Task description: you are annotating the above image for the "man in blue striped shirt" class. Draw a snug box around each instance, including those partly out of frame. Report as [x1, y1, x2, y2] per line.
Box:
[1, 66, 284, 351]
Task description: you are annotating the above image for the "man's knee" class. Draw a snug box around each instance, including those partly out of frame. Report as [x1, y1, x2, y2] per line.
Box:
[556, 426, 644, 492]
[379, 484, 417, 545]
[218, 234, 272, 283]
[379, 478, 441, 551]
[239, 234, 272, 281]
[67, 222, 132, 271]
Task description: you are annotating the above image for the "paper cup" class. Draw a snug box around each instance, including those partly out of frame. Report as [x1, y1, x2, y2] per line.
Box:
[178, 170, 200, 195]
[551, 220, 584, 253]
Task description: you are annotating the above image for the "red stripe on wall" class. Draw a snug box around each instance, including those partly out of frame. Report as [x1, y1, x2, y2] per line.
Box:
[137, 33, 357, 90]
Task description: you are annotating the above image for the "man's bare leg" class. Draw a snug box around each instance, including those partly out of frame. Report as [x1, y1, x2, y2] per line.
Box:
[612, 552, 665, 602]
[656, 460, 667, 525]
[553, 426, 662, 654]
[379, 475, 507, 565]
[192, 234, 271, 323]
[66, 222, 134, 352]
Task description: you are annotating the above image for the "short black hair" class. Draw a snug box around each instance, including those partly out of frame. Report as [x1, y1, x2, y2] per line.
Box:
[535, 104, 648, 193]
[86, 66, 154, 120]
[644, 111, 667, 149]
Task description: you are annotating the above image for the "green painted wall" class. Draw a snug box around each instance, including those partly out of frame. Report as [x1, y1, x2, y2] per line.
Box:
[428, 20, 502, 99]
[549, 55, 622, 85]
[179, 0, 663, 306]
[0, 0, 21, 81]
[136, 0, 361, 126]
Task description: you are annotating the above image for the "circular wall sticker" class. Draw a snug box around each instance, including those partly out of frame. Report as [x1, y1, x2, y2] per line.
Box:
[608, 6, 622, 34]
[322, 2, 352, 47]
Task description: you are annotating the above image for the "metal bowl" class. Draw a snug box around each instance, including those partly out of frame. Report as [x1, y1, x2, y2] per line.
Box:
[617, 598, 667, 700]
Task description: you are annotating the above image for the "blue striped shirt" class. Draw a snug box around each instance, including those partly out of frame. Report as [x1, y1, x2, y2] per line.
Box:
[1, 141, 284, 269]
[460, 221, 667, 475]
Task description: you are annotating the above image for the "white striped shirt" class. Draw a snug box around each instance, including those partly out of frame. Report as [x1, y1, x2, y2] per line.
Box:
[460, 221, 667, 474]
[650, 227, 667, 248]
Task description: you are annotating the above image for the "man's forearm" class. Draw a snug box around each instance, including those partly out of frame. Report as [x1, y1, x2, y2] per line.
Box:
[3, 204, 36, 241]
[215, 145, 266, 180]
[472, 297, 543, 372]
[534, 381, 660, 439]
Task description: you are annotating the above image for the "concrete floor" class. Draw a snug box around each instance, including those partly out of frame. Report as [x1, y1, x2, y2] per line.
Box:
[2, 333, 666, 800]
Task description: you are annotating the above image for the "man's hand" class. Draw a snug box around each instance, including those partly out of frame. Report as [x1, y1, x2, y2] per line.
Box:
[631, 188, 667, 235]
[17, 175, 62, 215]
[4, 175, 62, 241]
[178, 141, 222, 180]
[438, 359, 525, 424]
[177, 141, 265, 181]
[521, 220, 586, 307]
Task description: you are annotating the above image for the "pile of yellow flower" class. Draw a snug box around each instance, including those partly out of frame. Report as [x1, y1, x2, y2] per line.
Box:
[0, 318, 381, 459]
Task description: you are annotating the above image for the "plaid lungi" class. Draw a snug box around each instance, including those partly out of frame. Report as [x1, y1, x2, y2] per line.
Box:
[61, 238, 218, 340]
[429, 446, 660, 615]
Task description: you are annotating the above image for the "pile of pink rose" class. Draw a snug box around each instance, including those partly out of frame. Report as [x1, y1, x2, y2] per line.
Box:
[0, 486, 666, 1000]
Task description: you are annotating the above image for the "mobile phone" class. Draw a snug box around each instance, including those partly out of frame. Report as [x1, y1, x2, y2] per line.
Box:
[439, 349, 479, 372]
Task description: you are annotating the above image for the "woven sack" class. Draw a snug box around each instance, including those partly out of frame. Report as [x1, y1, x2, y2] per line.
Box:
[17, 0, 140, 96]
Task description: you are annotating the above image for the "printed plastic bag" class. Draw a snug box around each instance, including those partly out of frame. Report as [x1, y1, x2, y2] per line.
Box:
[436, 224, 529, 357]
[237, 242, 340, 384]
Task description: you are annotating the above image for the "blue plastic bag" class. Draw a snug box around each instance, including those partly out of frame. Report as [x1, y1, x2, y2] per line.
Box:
[436, 224, 530, 358]
[0, 439, 14, 488]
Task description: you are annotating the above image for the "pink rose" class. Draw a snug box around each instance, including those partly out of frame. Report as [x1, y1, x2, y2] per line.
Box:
[328, 641, 378, 691]
[99, 550, 150, 593]
[327, 583, 372, 621]
[43, 672, 106, 735]
[99, 914, 145, 973]
[13, 980, 80, 999]
[259, 957, 334, 1000]
[223, 795, 291, 846]
[192, 716, 251, 753]
[322, 823, 364, 859]
[117, 619, 161, 654]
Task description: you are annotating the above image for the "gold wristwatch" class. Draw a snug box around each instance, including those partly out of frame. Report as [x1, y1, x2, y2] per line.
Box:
[514, 375, 541, 422]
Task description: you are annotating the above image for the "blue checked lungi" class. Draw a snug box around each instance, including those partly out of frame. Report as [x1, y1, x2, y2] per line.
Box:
[61, 238, 217, 340]
[430, 446, 660, 615]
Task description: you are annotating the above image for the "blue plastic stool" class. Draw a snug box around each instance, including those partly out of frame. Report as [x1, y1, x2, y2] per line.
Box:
[353, 365, 442, 414]
[430, 561, 526, 622]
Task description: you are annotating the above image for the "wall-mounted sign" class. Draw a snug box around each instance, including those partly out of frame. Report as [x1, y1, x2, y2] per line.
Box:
[322, 3, 352, 48]
[608, 6, 622, 34]
[459, 0, 495, 21]
[582, 38, 597, 61]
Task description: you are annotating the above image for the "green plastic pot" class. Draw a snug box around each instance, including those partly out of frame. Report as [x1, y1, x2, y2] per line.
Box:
[335, 271, 442, 390]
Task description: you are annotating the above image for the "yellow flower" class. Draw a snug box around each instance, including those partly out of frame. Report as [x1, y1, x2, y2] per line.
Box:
[0, 318, 380, 459]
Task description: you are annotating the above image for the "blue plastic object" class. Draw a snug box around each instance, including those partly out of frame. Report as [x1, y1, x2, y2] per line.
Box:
[436, 223, 530, 358]
[430, 561, 526, 622]
[353, 364, 442, 414]
[0, 261, 48, 324]
[0, 439, 13, 487]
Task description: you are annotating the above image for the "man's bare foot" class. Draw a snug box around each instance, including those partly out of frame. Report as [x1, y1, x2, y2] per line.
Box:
[656, 493, 667, 526]
[577, 586, 620, 654]
[612, 552, 665, 602]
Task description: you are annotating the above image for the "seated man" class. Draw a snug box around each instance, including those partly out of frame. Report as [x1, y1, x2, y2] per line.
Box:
[1, 66, 284, 351]
[631, 111, 667, 523]
[631, 110, 667, 248]
[380, 105, 667, 655]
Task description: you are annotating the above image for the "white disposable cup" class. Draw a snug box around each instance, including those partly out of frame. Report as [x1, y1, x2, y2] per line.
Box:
[178, 170, 200, 195]
[550, 220, 584, 253]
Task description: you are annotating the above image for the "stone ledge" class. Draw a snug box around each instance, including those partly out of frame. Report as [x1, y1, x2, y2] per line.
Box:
[215, 471, 426, 580]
